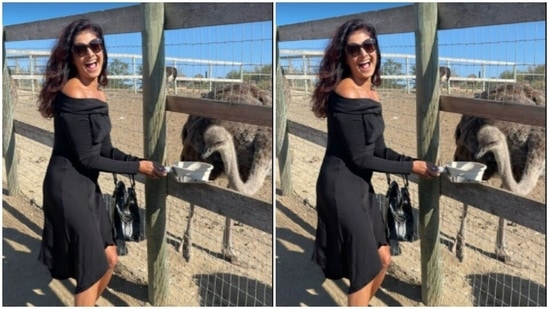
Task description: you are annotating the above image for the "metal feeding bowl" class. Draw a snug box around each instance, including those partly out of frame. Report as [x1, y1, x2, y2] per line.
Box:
[170, 161, 213, 183]
[444, 161, 487, 183]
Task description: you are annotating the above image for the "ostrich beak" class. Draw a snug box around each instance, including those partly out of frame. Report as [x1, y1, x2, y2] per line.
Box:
[201, 148, 214, 160]
[474, 151, 485, 160]
[200, 147, 217, 160]
[474, 144, 490, 159]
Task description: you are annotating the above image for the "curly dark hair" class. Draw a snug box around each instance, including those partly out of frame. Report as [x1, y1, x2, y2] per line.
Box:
[311, 19, 382, 118]
[38, 19, 108, 118]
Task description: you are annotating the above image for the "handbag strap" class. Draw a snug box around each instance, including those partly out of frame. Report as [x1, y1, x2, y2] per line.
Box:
[111, 149, 136, 189]
[386, 155, 411, 187]
[386, 173, 409, 188]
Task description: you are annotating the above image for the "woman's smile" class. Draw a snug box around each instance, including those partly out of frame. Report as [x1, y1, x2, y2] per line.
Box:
[358, 59, 372, 72]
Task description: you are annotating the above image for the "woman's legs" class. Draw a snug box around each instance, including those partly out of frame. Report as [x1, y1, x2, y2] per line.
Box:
[97, 245, 118, 297]
[370, 245, 391, 296]
[348, 280, 374, 306]
[74, 245, 118, 306]
[74, 280, 101, 306]
[347, 245, 392, 306]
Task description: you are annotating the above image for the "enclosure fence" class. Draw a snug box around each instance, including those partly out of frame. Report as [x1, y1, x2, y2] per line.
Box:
[276, 3, 545, 306]
[3, 3, 273, 306]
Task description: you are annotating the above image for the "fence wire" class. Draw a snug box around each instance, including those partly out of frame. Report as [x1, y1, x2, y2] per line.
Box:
[6, 20, 274, 305]
[279, 68, 546, 305]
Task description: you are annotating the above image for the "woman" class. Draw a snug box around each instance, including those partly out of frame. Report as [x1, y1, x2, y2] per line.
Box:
[38, 19, 166, 306]
[311, 19, 440, 306]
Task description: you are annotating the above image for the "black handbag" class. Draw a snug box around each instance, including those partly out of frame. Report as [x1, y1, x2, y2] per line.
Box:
[104, 153, 145, 256]
[384, 174, 418, 256]
[112, 172, 144, 243]
[104, 193, 128, 256]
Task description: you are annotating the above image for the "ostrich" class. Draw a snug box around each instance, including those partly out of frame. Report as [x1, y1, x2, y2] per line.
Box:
[439, 66, 451, 85]
[178, 83, 272, 263]
[452, 82, 545, 263]
[166, 66, 178, 92]
[439, 66, 451, 94]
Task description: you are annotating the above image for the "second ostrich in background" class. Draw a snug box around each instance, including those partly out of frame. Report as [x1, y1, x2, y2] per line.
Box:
[178, 83, 272, 263]
[165, 66, 178, 93]
[452, 82, 545, 263]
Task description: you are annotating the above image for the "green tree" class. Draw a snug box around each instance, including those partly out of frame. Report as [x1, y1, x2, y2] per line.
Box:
[381, 59, 403, 89]
[108, 59, 130, 89]
[499, 70, 514, 80]
[193, 73, 205, 89]
[524, 65, 546, 89]
[225, 64, 273, 90]
[225, 70, 241, 80]
[251, 64, 272, 90]
[499, 64, 546, 90]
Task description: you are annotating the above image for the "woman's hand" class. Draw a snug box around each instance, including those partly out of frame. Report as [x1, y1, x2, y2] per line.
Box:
[138, 160, 168, 179]
[412, 160, 441, 179]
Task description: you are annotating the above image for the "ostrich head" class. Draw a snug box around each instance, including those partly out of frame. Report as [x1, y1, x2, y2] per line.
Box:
[475, 125, 506, 160]
[454, 116, 499, 180]
[201, 125, 232, 160]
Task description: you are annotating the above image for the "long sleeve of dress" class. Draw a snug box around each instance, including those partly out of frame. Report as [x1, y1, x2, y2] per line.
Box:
[59, 112, 140, 174]
[333, 112, 413, 174]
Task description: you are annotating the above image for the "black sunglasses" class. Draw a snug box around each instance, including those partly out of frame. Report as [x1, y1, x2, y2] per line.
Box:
[72, 38, 103, 57]
[345, 38, 376, 57]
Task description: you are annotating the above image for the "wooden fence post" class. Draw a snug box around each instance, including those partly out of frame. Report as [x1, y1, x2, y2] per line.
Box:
[141, 3, 168, 305]
[414, 3, 442, 305]
[276, 30, 292, 196]
[2, 35, 20, 196]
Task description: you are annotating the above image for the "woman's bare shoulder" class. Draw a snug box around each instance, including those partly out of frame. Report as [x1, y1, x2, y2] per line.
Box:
[372, 89, 380, 101]
[62, 78, 86, 98]
[62, 78, 106, 102]
[335, 78, 360, 98]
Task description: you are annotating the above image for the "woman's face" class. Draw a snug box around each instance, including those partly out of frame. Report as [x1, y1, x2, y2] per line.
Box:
[344, 29, 377, 83]
[71, 30, 104, 83]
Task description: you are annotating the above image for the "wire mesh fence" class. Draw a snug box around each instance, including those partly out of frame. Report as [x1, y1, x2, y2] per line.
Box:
[7, 84, 273, 305]
[277, 18, 546, 304]
[5, 14, 273, 305]
[280, 81, 546, 305]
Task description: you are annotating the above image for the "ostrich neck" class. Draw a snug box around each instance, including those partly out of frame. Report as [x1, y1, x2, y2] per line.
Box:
[218, 141, 264, 196]
[492, 142, 537, 196]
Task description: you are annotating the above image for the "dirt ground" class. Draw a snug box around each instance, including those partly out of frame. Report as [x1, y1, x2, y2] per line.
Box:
[2, 86, 546, 306]
[2, 87, 273, 306]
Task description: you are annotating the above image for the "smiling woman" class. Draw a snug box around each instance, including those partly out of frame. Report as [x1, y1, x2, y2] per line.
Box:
[67, 31, 107, 99]
[36, 18, 167, 306]
[309, 18, 440, 306]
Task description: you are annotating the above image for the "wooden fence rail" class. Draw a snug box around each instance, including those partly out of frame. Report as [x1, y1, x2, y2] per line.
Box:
[3, 3, 272, 42]
[284, 119, 545, 235]
[11, 118, 273, 234]
[277, 3, 544, 42]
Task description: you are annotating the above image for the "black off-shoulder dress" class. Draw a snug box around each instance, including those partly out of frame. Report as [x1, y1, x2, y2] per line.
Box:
[312, 92, 414, 294]
[39, 92, 140, 294]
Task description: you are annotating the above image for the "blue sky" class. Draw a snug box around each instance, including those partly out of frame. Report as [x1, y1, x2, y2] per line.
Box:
[2, 2, 545, 80]
[1, 2, 136, 25]
[276, 2, 546, 79]
[2, 2, 273, 79]
[276, 2, 409, 25]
